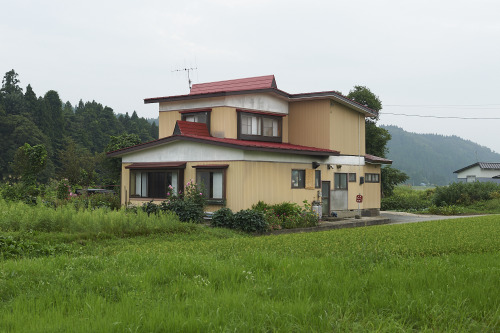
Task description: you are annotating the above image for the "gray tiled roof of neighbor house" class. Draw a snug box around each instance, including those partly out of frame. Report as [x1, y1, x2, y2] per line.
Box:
[453, 162, 500, 173]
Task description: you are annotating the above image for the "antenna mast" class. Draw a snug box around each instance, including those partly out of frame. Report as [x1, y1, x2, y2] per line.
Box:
[172, 67, 197, 91]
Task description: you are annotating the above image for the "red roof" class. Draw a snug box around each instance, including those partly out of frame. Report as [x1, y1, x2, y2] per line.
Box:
[180, 134, 338, 154]
[107, 133, 339, 157]
[190, 75, 276, 95]
[175, 121, 210, 137]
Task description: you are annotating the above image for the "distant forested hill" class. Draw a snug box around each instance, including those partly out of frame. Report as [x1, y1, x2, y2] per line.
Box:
[0, 69, 158, 184]
[382, 125, 500, 185]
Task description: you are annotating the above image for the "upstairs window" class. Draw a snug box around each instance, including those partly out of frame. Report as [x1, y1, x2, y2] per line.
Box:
[181, 110, 211, 132]
[238, 111, 282, 142]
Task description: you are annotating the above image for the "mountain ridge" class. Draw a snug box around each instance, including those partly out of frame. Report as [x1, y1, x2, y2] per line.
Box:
[381, 125, 500, 185]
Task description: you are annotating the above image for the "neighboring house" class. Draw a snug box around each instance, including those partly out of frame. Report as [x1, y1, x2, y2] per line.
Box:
[453, 162, 500, 184]
[107, 75, 392, 216]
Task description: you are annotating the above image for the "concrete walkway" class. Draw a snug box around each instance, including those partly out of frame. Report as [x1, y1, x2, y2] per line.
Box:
[266, 211, 482, 235]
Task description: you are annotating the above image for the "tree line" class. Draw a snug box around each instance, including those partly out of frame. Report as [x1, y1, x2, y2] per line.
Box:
[0, 69, 158, 186]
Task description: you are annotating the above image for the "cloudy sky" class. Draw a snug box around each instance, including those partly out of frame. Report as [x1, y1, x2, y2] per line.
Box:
[2, 0, 500, 154]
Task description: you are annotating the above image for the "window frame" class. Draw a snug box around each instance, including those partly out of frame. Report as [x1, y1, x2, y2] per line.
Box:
[334, 173, 348, 190]
[129, 169, 183, 199]
[193, 165, 228, 205]
[291, 169, 306, 189]
[315, 170, 321, 188]
[365, 173, 380, 183]
[180, 110, 211, 132]
[237, 111, 283, 143]
[348, 173, 356, 182]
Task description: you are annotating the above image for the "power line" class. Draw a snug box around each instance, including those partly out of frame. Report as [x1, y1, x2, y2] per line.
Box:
[384, 104, 500, 110]
[381, 112, 500, 120]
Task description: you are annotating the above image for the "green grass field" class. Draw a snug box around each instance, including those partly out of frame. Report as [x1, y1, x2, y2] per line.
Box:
[1, 212, 499, 332]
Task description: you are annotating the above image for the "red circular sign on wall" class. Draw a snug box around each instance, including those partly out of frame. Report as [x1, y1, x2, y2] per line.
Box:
[356, 194, 363, 203]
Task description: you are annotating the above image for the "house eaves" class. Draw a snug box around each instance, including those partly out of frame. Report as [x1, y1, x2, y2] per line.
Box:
[453, 162, 500, 174]
[145, 88, 378, 117]
[107, 135, 339, 158]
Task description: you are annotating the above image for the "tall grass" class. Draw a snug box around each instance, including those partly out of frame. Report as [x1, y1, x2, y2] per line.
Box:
[0, 216, 498, 331]
[0, 198, 194, 238]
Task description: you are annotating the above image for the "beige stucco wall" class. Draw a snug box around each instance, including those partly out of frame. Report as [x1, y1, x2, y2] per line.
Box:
[158, 111, 181, 138]
[362, 164, 382, 209]
[211, 107, 237, 139]
[288, 100, 331, 149]
[121, 160, 382, 212]
[330, 102, 366, 156]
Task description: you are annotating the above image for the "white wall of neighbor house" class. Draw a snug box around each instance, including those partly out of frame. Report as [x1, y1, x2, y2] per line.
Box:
[158, 93, 289, 114]
[456, 165, 500, 179]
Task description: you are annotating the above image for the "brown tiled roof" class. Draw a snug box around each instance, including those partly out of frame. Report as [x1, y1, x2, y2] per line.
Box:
[365, 154, 392, 164]
[454, 162, 500, 173]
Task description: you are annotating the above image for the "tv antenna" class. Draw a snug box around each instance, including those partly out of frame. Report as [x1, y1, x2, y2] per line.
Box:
[172, 67, 197, 91]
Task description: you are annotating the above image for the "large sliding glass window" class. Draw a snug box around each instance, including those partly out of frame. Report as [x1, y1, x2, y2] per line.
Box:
[130, 170, 179, 198]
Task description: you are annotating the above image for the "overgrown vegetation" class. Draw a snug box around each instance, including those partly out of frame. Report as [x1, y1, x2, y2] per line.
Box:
[209, 200, 319, 233]
[383, 182, 500, 214]
[139, 181, 206, 223]
[0, 216, 498, 331]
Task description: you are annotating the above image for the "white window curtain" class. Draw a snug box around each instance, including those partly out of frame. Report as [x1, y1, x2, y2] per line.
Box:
[212, 171, 223, 199]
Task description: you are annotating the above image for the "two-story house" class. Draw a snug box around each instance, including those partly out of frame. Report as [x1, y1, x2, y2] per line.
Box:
[107, 75, 391, 216]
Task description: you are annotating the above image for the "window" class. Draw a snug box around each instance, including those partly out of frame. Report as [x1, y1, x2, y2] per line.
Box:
[130, 170, 180, 198]
[365, 173, 380, 183]
[349, 173, 356, 182]
[181, 111, 211, 131]
[291, 169, 305, 188]
[238, 111, 282, 142]
[466, 175, 476, 183]
[194, 166, 227, 204]
[334, 173, 348, 190]
[315, 170, 321, 188]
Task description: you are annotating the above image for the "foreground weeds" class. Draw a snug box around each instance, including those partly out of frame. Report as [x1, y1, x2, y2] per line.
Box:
[0, 216, 499, 332]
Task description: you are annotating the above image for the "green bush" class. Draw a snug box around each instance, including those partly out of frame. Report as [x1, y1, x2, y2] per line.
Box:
[70, 192, 120, 211]
[211, 207, 234, 228]
[433, 182, 500, 206]
[381, 186, 432, 211]
[262, 208, 282, 231]
[0, 234, 68, 259]
[271, 202, 301, 218]
[427, 205, 466, 215]
[233, 209, 267, 233]
[162, 199, 204, 223]
[251, 201, 271, 212]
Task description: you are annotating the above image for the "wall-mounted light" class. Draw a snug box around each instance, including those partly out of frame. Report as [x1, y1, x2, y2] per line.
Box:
[312, 162, 320, 169]
[336, 164, 342, 169]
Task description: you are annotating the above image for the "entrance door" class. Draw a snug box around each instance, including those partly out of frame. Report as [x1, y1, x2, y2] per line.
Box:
[332, 173, 348, 211]
[321, 181, 330, 216]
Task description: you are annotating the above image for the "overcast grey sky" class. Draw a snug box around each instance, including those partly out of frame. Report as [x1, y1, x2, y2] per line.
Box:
[2, 0, 500, 154]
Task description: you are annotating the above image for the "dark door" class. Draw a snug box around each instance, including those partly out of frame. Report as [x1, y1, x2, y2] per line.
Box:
[321, 181, 330, 216]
